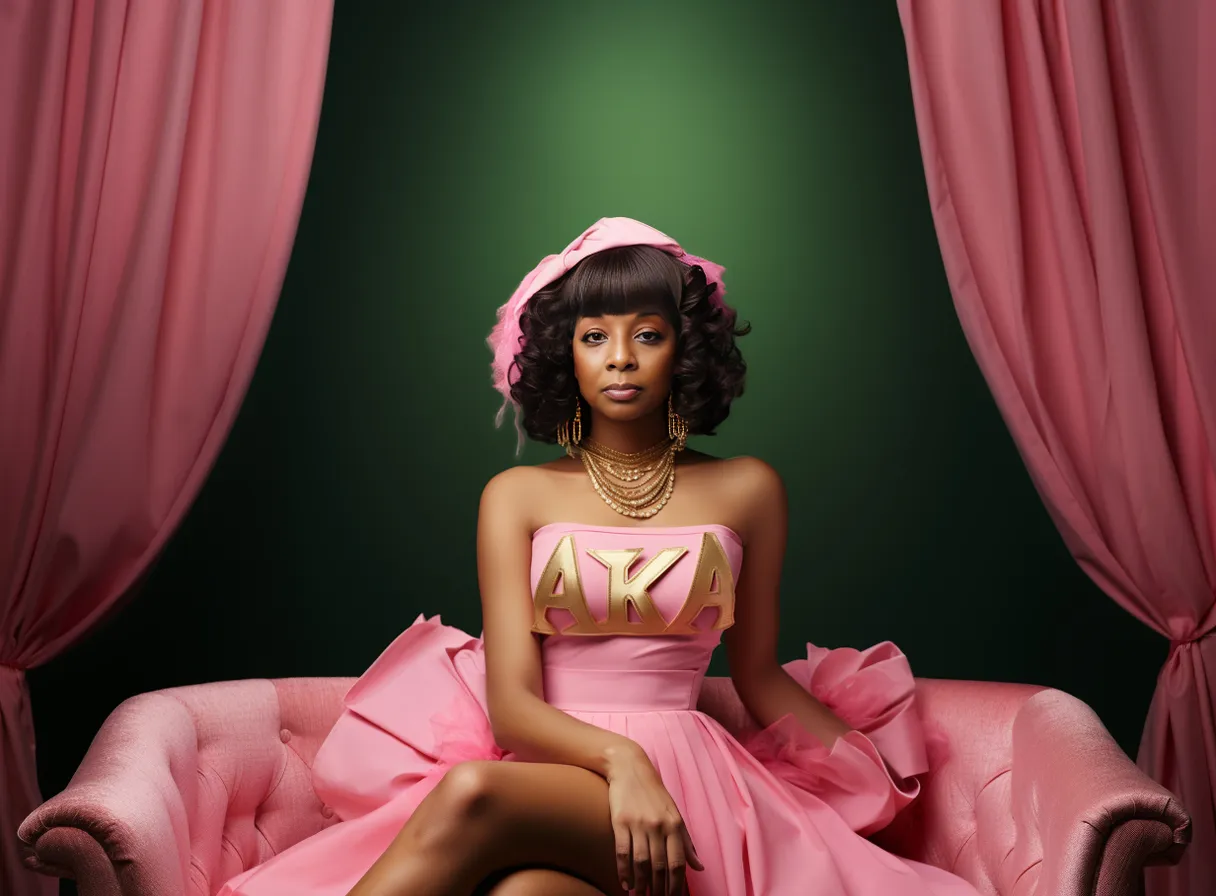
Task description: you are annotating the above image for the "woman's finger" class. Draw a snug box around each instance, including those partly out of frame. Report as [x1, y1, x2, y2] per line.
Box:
[666, 830, 687, 896]
[650, 829, 667, 896]
[633, 832, 652, 896]
[681, 826, 704, 872]
[614, 824, 633, 891]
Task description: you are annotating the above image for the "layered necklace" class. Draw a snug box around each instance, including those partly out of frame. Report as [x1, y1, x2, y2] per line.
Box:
[574, 436, 680, 520]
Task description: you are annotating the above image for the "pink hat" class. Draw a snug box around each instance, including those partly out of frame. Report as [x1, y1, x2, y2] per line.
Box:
[487, 216, 728, 446]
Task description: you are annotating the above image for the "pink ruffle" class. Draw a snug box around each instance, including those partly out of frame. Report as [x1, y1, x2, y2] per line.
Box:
[430, 688, 505, 767]
[313, 614, 500, 819]
[345, 613, 505, 768]
[739, 641, 928, 836]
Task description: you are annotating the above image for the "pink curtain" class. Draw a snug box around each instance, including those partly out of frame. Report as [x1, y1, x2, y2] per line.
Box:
[0, 2, 334, 894]
[897, 1, 1214, 894]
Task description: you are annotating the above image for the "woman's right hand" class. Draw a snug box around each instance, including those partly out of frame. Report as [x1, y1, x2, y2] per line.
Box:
[605, 745, 704, 895]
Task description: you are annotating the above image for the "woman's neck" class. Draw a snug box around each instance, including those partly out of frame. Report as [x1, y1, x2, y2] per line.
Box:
[585, 410, 668, 455]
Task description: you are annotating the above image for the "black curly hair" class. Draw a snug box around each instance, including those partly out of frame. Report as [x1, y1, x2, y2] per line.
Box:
[508, 244, 750, 445]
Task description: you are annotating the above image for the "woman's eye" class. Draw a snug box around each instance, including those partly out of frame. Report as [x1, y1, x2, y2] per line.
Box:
[637, 331, 662, 343]
[581, 331, 606, 344]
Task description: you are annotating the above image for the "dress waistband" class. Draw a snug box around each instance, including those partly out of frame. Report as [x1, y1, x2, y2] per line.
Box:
[543, 667, 704, 712]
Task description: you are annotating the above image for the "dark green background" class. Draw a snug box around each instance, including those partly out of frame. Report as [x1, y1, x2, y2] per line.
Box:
[30, 0, 1164, 811]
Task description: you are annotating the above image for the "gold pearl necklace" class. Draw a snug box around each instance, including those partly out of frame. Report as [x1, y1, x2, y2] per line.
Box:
[575, 437, 679, 519]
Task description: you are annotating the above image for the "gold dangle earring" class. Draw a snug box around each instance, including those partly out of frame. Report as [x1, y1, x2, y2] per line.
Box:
[668, 393, 688, 451]
[557, 399, 582, 455]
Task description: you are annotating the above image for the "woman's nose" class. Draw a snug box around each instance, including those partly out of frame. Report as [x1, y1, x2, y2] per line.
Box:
[607, 344, 636, 370]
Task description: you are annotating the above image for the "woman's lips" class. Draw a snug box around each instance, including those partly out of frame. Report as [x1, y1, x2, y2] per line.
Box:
[602, 385, 643, 401]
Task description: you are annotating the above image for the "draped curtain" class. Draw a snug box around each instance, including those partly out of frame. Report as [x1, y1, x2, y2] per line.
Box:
[0, 2, 334, 893]
[896, 2, 1215, 894]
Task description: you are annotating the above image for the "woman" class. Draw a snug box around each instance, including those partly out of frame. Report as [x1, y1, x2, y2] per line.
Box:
[219, 217, 978, 896]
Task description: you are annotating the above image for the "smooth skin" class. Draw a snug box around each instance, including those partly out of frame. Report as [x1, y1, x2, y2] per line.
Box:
[347, 309, 852, 896]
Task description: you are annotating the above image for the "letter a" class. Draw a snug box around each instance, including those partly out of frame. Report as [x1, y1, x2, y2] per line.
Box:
[665, 532, 736, 633]
[531, 535, 601, 635]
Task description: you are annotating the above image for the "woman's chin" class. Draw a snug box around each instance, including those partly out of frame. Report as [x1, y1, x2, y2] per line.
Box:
[590, 399, 661, 424]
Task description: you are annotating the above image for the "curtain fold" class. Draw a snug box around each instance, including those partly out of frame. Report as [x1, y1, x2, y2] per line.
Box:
[896, 2, 1214, 893]
[0, 2, 334, 893]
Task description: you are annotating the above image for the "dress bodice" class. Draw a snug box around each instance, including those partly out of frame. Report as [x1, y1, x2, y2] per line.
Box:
[529, 523, 744, 712]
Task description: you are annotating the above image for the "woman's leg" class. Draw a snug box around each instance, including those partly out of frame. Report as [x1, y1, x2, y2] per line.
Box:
[485, 868, 604, 895]
[346, 761, 620, 896]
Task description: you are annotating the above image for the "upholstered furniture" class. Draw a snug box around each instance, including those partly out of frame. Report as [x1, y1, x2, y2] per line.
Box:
[19, 677, 1190, 895]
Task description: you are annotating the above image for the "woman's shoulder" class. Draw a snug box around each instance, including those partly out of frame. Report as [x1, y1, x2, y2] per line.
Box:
[480, 459, 578, 505]
[678, 452, 785, 526]
[683, 451, 783, 488]
[482, 463, 545, 492]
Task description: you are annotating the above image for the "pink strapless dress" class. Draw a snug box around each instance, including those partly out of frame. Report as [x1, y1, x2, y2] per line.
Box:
[218, 523, 979, 896]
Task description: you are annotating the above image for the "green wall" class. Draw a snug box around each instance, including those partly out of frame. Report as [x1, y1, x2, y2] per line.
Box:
[31, 0, 1164, 804]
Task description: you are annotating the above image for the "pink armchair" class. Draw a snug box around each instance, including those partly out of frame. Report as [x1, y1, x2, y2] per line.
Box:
[19, 677, 1190, 896]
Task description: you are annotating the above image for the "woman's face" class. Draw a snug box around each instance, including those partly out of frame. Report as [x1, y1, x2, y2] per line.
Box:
[571, 310, 677, 423]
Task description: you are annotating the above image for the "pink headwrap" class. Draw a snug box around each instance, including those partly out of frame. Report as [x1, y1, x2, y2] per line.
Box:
[487, 216, 728, 447]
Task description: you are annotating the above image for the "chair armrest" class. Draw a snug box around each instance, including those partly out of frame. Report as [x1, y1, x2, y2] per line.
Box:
[872, 680, 1191, 896]
[18, 677, 345, 896]
[18, 691, 206, 896]
[1010, 689, 1190, 896]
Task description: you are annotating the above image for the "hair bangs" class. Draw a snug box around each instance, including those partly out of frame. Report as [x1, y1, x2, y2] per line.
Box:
[563, 245, 685, 321]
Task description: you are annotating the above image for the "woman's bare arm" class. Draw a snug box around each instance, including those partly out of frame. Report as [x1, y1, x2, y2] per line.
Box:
[724, 458, 853, 748]
[478, 467, 648, 777]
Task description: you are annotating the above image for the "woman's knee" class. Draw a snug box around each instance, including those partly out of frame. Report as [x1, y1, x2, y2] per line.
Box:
[487, 868, 603, 896]
[395, 761, 502, 858]
[433, 761, 500, 819]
